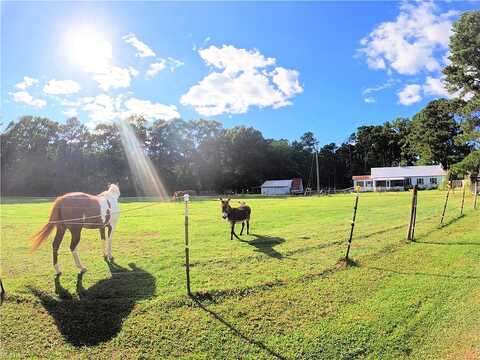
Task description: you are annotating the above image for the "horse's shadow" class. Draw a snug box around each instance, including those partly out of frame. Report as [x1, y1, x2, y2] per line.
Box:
[28, 261, 156, 347]
[240, 234, 286, 259]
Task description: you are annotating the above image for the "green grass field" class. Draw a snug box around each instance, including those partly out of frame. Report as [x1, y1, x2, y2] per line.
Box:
[1, 190, 479, 359]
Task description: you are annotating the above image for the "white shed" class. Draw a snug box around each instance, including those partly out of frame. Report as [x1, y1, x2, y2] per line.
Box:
[261, 180, 293, 196]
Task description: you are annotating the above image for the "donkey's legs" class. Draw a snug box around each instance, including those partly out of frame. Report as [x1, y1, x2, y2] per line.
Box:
[69, 227, 87, 273]
[52, 226, 66, 275]
[240, 222, 245, 236]
[231, 222, 240, 240]
[246, 220, 250, 234]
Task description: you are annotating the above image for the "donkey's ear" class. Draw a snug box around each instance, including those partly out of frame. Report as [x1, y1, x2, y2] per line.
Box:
[219, 197, 223, 201]
[227, 198, 231, 202]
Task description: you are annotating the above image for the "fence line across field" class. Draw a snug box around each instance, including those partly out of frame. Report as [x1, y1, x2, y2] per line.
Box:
[0, 188, 477, 302]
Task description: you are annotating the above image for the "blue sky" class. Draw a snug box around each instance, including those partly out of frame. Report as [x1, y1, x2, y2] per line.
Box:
[1, 1, 477, 145]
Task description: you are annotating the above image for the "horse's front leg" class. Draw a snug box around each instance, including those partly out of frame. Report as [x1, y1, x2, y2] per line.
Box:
[240, 222, 245, 236]
[246, 220, 250, 234]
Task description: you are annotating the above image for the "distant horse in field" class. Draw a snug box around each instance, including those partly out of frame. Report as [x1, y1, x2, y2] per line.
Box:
[219, 198, 251, 240]
[31, 184, 121, 275]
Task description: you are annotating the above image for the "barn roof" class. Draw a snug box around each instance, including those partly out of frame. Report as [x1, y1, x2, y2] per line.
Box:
[371, 165, 446, 179]
[261, 180, 293, 188]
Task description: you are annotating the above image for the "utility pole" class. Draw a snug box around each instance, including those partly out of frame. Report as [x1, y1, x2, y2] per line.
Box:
[315, 149, 320, 194]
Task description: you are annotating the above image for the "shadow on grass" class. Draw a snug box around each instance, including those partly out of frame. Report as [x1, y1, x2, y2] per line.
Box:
[240, 234, 286, 259]
[28, 261, 155, 347]
[439, 215, 465, 228]
[369, 267, 480, 280]
[191, 295, 289, 360]
[414, 240, 480, 246]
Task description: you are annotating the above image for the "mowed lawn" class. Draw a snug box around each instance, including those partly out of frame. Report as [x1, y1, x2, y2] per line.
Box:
[1, 191, 479, 359]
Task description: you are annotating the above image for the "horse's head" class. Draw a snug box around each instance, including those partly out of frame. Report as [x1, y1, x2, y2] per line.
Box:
[219, 198, 231, 219]
[108, 183, 121, 198]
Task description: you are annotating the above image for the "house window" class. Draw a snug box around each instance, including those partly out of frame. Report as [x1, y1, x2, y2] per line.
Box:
[430, 177, 437, 185]
[357, 181, 364, 187]
[390, 180, 404, 187]
[366, 181, 372, 187]
[417, 178, 424, 185]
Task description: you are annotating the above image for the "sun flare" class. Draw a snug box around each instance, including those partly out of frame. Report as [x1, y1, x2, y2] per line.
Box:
[67, 28, 112, 71]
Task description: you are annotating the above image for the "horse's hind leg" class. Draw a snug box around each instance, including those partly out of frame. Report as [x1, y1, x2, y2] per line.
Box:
[240, 222, 245, 235]
[52, 226, 66, 275]
[246, 220, 250, 234]
[69, 227, 87, 273]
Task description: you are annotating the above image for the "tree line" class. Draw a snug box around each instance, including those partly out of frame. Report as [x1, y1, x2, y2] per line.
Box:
[1, 11, 478, 196]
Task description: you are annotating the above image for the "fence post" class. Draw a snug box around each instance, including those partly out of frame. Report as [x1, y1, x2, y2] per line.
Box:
[460, 182, 466, 216]
[406, 185, 418, 241]
[345, 186, 360, 263]
[184, 194, 191, 295]
[475, 180, 478, 210]
[0, 278, 4, 306]
[440, 182, 451, 226]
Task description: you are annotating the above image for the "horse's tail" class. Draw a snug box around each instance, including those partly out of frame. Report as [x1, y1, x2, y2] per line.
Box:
[31, 197, 62, 253]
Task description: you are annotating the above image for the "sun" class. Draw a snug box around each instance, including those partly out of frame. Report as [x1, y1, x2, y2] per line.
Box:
[67, 27, 112, 72]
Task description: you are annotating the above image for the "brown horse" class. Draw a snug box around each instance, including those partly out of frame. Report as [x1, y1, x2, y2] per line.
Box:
[219, 198, 251, 240]
[31, 184, 120, 274]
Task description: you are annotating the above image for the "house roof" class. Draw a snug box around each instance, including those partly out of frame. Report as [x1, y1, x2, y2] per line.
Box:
[371, 165, 446, 179]
[262, 180, 293, 188]
[352, 175, 371, 180]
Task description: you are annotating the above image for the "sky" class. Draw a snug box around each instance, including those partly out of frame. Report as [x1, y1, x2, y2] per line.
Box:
[1, 1, 477, 145]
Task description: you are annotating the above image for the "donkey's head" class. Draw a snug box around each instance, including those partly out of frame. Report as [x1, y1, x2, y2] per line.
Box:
[219, 198, 231, 219]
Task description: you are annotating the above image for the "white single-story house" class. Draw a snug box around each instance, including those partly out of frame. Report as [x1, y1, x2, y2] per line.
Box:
[261, 178, 304, 196]
[353, 165, 446, 192]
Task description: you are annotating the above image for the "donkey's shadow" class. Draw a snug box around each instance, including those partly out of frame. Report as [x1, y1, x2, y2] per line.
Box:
[240, 234, 286, 259]
[29, 262, 155, 347]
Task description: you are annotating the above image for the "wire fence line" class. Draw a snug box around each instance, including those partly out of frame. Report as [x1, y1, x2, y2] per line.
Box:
[0, 190, 477, 302]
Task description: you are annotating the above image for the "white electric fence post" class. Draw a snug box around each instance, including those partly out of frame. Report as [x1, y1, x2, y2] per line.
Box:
[184, 194, 191, 295]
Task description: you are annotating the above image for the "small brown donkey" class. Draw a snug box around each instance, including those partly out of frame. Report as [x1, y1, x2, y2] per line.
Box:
[219, 198, 251, 240]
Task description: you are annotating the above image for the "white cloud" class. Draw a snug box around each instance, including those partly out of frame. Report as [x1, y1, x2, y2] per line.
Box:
[11, 91, 46, 108]
[361, 78, 399, 103]
[63, 108, 78, 117]
[181, 45, 303, 116]
[359, 2, 457, 75]
[15, 76, 38, 90]
[423, 76, 452, 98]
[146, 61, 166, 77]
[91, 66, 137, 91]
[199, 45, 276, 75]
[271, 67, 303, 97]
[123, 33, 156, 57]
[82, 94, 180, 127]
[397, 84, 422, 105]
[43, 79, 81, 95]
[167, 57, 184, 72]
[128, 66, 140, 77]
[82, 94, 119, 125]
[123, 98, 180, 121]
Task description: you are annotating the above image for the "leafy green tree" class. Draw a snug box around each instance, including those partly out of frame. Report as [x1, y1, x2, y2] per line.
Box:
[408, 99, 470, 168]
[443, 10, 480, 176]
